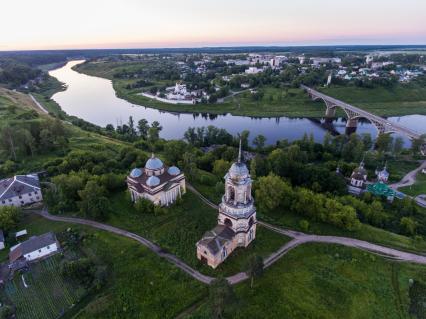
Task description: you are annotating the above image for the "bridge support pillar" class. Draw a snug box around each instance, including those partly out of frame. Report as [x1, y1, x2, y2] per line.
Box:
[325, 106, 336, 118]
[345, 118, 358, 135]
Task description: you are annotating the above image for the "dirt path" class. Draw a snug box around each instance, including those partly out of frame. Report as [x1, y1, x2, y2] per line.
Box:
[33, 205, 426, 289]
[390, 160, 426, 190]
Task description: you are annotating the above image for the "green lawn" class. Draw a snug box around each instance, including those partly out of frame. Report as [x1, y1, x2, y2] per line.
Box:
[187, 243, 426, 319]
[5, 214, 207, 319]
[105, 191, 289, 276]
[400, 172, 426, 197]
[4, 256, 86, 319]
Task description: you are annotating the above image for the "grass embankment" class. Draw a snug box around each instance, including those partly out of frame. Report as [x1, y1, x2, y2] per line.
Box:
[400, 173, 426, 197]
[4, 214, 206, 319]
[187, 243, 426, 319]
[74, 61, 426, 118]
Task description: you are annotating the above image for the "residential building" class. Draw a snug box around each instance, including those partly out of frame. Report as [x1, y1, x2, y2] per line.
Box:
[196, 142, 256, 268]
[127, 154, 186, 206]
[0, 174, 42, 207]
[9, 232, 60, 266]
[0, 230, 4, 250]
[311, 57, 342, 66]
[245, 67, 264, 74]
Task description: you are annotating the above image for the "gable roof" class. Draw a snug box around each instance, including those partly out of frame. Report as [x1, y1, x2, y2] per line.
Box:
[197, 225, 235, 255]
[9, 232, 59, 262]
[0, 174, 40, 201]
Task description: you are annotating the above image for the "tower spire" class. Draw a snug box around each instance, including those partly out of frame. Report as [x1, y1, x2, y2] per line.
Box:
[238, 138, 242, 163]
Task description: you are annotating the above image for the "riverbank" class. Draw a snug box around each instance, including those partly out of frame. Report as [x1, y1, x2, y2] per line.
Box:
[73, 60, 426, 118]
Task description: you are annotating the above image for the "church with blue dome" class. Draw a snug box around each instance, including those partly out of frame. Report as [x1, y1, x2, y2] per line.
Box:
[127, 154, 186, 206]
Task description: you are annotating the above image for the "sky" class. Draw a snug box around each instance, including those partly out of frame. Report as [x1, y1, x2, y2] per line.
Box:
[1, 0, 426, 51]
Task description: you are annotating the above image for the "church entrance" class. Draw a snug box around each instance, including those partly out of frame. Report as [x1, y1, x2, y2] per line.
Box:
[200, 256, 208, 265]
[224, 218, 233, 228]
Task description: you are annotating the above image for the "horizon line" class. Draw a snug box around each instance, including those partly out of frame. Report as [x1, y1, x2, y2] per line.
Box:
[1, 43, 426, 53]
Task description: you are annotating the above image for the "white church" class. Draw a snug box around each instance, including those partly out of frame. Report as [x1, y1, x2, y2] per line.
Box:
[196, 142, 257, 268]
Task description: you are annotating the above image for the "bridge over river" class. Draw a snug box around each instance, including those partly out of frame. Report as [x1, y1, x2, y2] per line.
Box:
[301, 85, 423, 141]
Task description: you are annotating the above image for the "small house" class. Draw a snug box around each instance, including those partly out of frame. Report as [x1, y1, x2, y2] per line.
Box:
[9, 232, 60, 267]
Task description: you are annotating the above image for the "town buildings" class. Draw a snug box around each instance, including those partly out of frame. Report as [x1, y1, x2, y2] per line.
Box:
[127, 154, 186, 206]
[196, 143, 256, 269]
[0, 174, 43, 207]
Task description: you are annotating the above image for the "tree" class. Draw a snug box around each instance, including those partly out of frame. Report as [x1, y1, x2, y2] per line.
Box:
[137, 119, 149, 138]
[78, 181, 109, 220]
[0, 206, 21, 232]
[411, 135, 426, 155]
[246, 255, 264, 288]
[253, 134, 266, 151]
[209, 277, 236, 319]
[255, 174, 293, 212]
[400, 217, 417, 236]
[392, 136, 404, 155]
[164, 140, 187, 164]
[212, 159, 231, 178]
[376, 134, 393, 153]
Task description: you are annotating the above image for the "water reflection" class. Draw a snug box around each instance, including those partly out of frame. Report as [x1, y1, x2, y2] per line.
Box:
[50, 61, 426, 145]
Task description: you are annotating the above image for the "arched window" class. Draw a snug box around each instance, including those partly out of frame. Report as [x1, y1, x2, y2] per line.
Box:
[224, 218, 233, 228]
[248, 217, 254, 227]
[228, 186, 235, 202]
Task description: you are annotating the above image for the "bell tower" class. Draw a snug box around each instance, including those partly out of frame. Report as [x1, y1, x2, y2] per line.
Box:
[218, 140, 256, 247]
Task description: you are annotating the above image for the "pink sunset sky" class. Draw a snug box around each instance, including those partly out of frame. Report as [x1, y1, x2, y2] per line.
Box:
[1, 0, 425, 50]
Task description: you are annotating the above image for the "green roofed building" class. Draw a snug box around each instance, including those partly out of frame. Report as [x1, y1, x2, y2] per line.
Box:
[366, 181, 396, 202]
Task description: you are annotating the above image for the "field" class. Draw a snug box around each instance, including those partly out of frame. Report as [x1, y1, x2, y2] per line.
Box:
[74, 61, 426, 118]
[187, 243, 426, 319]
[105, 191, 290, 276]
[4, 256, 85, 319]
[3, 214, 207, 319]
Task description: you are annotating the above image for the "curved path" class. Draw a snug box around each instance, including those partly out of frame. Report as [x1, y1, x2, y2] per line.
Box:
[390, 160, 426, 190]
[33, 203, 426, 287]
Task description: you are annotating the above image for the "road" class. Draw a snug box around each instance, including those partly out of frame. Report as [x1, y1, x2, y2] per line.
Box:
[28, 93, 49, 114]
[32, 200, 426, 287]
[390, 160, 426, 190]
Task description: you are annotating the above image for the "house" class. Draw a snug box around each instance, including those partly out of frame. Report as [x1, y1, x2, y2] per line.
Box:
[311, 57, 341, 66]
[0, 230, 4, 250]
[127, 154, 186, 206]
[9, 232, 60, 267]
[15, 229, 28, 239]
[196, 142, 256, 269]
[0, 174, 42, 207]
[245, 67, 264, 74]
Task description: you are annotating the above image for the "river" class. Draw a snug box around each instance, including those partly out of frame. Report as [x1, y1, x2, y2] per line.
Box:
[49, 60, 426, 145]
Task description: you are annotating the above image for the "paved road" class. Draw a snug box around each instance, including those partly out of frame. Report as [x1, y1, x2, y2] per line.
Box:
[390, 160, 426, 190]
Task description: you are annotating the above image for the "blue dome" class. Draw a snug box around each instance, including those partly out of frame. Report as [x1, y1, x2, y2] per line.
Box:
[145, 154, 164, 170]
[130, 168, 143, 178]
[168, 166, 181, 176]
[146, 176, 160, 187]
